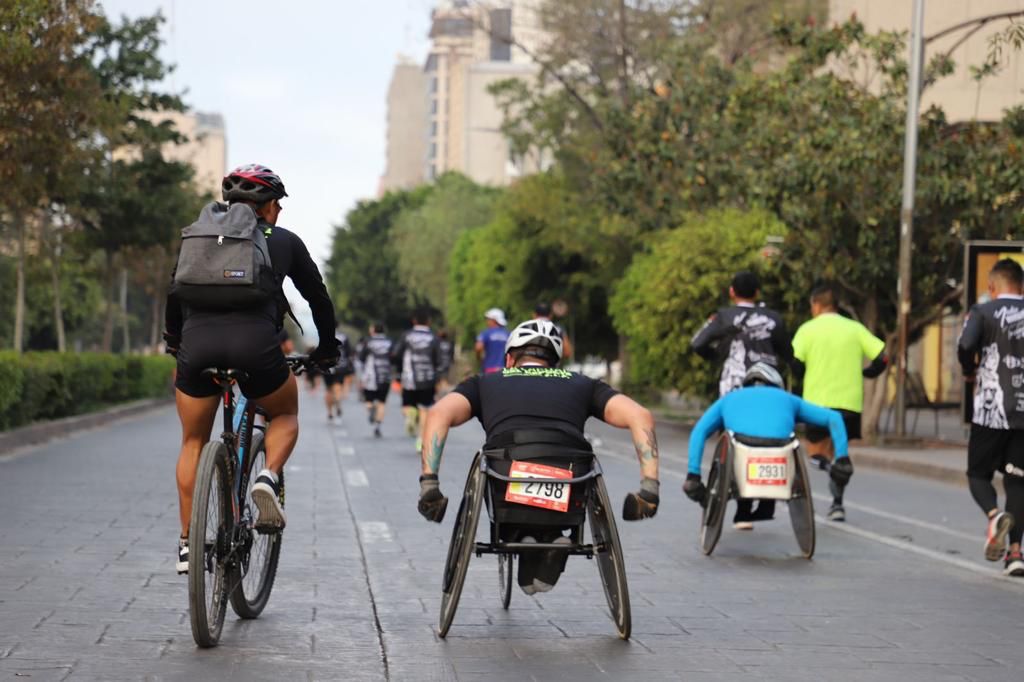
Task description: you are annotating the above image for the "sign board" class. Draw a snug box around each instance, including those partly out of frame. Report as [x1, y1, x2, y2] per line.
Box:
[961, 241, 1024, 422]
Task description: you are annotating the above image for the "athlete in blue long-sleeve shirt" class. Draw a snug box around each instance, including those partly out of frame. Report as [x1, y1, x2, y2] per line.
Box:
[682, 363, 854, 523]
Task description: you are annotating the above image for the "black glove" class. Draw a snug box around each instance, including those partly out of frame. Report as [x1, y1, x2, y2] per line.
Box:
[830, 457, 854, 487]
[683, 473, 707, 506]
[309, 344, 341, 370]
[418, 474, 448, 523]
[622, 478, 659, 521]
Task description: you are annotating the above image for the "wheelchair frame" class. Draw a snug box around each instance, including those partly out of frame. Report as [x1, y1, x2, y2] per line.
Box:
[438, 450, 631, 640]
[700, 432, 816, 559]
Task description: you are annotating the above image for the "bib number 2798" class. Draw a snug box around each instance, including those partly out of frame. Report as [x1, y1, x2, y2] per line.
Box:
[505, 461, 572, 512]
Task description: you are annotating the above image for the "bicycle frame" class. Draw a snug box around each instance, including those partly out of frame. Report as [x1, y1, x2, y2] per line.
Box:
[216, 382, 262, 527]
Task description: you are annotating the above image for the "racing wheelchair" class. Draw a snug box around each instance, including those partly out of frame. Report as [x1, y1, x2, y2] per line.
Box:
[438, 430, 631, 639]
[700, 431, 815, 559]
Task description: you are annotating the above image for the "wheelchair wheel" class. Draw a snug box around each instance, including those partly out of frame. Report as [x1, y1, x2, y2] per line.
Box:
[588, 475, 631, 640]
[788, 448, 815, 559]
[700, 436, 732, 556]
[498, 553, 513, 610]
[438, 452, 485, 638]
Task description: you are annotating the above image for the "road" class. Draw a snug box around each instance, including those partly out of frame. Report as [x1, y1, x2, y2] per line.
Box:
[1, 387, 1022, 681]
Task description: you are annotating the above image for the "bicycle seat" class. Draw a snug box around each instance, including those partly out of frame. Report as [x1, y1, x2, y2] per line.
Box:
[732, 433, 796, 448]
[201, 367, 250, 384]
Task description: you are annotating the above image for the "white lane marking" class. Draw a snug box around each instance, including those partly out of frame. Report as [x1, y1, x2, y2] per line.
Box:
[337, 445, 355, 456]
[346, 469, 369, 487]
[358, 521, 393, 543]
[594, 446, 1024, 587]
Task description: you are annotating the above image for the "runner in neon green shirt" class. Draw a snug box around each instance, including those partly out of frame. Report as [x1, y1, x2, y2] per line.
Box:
[792, 283, 887, 521]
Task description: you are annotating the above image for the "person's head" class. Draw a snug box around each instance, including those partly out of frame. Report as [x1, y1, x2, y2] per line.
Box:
[221, 164, 288, 225]
[809, 281, 838, 317]
[534, 301, 552, 319]
[411, 309, 431, 327]
[369, 321, 385, 335]
[729, 271, 760, 303]
[504, 319, 564, 368]
[988, 258, 1024, 297]
[484, 307, 507, 328]
[438, 329, 448, 340]
[742, 362, 784, 389]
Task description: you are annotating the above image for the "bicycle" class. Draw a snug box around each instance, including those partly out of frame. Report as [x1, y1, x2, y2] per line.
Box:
[187, 354, 315, 648]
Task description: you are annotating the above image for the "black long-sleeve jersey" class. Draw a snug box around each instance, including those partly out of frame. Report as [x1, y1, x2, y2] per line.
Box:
[958, 295, 1024, 430]
[691, 303, 793, 397]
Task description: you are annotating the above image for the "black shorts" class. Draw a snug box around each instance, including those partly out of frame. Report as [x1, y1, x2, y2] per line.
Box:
[175, 318, 289, 400]
[967, 424, 1024, 480]
[401, 387, 435, 408]
[805, 409, 861, 442]
[323, 368, 353, 386]
[362, 387, 389, 403]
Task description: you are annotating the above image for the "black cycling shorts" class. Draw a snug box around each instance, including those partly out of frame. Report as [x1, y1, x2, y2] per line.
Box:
[323, 368, 353, 387]
[175, 317, 289, 400]
[362, 387, 389, 404]
[805, 409, 861, 442]
[967, 424, 1024, 480]
[401, 387, 435, 408]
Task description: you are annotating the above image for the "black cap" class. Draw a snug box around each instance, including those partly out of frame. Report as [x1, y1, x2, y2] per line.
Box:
[534, 301, 552, 317]
[731, 271, 760, 299]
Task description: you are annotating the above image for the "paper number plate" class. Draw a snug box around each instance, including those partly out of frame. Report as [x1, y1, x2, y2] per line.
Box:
[505, 461, 572, 512]
[746, 456, 788, 486]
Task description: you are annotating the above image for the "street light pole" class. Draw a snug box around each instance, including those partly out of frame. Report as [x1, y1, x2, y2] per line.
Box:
[895, 0, 926, 437]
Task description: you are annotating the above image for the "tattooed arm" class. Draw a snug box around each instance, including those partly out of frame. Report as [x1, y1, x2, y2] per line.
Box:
[420, 392, 474, 475]
[602, 395, 659, 481]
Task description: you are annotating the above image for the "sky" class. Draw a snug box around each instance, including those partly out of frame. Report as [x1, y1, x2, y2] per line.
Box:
[97, 0, 435, 338]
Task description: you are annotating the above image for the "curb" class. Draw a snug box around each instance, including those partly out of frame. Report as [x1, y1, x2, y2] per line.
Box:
[850, 448, 966, 487]
[0, 398, 174, 456]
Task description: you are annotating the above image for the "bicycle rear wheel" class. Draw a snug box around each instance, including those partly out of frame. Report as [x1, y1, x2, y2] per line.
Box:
[788, 448, 815, 559]
[700, 436, 732, 556]
[438, 452, 484, 638]
[230, 431, 284, 618]
[188, 441, 232, 648]
[588, 475, 631, 640]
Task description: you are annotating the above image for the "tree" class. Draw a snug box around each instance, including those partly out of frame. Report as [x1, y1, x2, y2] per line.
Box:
[391, 173, 498, 320]
[325, 187, 431, 332]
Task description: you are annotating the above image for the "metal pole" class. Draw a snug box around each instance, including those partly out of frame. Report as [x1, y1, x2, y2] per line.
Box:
[896, 0, 926, 437]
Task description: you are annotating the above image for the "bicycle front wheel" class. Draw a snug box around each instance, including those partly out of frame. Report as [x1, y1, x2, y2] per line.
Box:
[230, 430, 284, 619]
[188, 441, 232, 648]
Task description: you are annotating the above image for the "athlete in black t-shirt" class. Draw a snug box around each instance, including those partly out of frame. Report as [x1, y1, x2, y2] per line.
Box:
[416, 319, 659, 595]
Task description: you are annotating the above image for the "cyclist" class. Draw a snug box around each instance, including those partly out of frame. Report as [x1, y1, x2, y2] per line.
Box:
[360, 322, 394, 438]
[691, 271, 793, 528]
[791, 282, 886, 521]
[164, 164, 339, 574]
[323, 327, 355, 420]
[476, 308, 509, 374]
[392, 309, 443, 451]
[957, 258, 1024, 576]
[683, 363, 853, 521]
[416, 319, 659, 595]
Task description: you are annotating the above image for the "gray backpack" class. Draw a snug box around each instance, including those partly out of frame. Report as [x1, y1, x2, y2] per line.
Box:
[170, 202, 277, 310]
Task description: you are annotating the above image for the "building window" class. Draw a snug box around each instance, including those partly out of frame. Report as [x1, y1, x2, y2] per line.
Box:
[431, 77, 438, 94]
[489, 8, 512, 61]
[429, 142, 437, 160]
[431, 98, 438, 114]
[430, 121, 438, 137]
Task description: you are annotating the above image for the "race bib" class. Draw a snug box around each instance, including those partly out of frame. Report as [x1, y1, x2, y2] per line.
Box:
[746, 456, 788, 486]
[505, 461, 572, 512]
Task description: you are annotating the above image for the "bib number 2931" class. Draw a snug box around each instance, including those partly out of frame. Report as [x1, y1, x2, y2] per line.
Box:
[505, 461, 572, 512]
[746, 456, 788, 486]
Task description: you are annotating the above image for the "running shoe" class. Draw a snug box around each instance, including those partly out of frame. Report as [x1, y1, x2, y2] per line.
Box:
[985, 511, 1014, 562]
[733, 521, 754, 531]
[252, 470, 287, 530]
[176, 537, 189, 575]
[517, 536, 540, 595]
[828, 504, 846, 522]
[1004, 550, 1024, 577]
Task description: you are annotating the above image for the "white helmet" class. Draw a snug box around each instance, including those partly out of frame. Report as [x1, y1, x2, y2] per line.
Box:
[742, 362, 784, 389]
[504, 319, 564, 364]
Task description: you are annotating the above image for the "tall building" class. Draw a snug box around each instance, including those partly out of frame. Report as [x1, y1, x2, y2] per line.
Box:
[380, 1, 546, 193]
[831, 1, 1024, 121]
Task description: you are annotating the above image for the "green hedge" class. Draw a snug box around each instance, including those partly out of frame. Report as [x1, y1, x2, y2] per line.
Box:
[0, 352, 175, 431]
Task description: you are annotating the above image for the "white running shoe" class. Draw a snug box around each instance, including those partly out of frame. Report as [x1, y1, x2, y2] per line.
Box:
[985, 511, 1014, 562]
[176, 537, 189, 575]
[252, 470, 287, 530]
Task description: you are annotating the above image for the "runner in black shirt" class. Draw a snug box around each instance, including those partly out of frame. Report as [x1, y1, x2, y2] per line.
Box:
[360, 323, 393, 438]
[392, 310, 443, 451]
[416, 319, 659, 594]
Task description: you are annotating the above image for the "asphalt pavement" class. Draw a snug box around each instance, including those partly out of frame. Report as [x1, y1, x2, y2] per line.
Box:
[2, 386, 1023, 681]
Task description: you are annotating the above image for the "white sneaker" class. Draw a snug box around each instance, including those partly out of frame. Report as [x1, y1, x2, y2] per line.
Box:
[733, 521, 754, 531]
[252, 470, 287, 530]
[176, 537, 189, 575]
